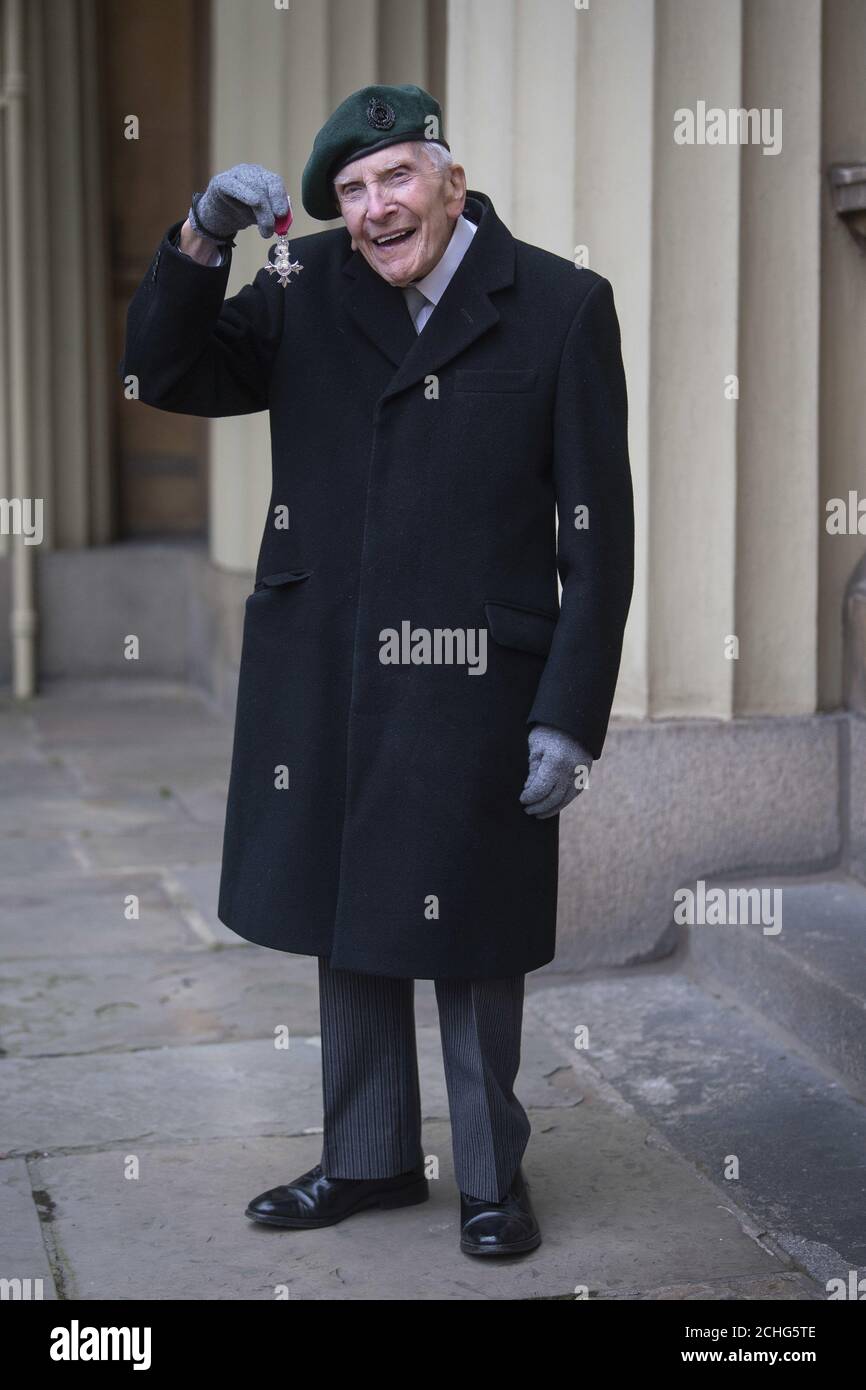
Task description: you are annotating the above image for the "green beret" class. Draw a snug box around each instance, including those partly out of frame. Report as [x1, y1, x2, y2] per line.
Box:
[302, 83, 449, 221]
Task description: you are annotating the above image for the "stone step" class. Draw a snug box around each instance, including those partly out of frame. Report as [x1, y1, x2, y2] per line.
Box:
[526, 966, 866, 1288]
[683, 873, 866, 1096]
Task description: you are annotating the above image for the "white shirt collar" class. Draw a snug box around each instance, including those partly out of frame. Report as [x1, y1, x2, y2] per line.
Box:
[405, 212, 478, 307]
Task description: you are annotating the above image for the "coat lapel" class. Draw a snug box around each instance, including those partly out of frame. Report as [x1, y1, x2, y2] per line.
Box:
[339, 189, 516, 403]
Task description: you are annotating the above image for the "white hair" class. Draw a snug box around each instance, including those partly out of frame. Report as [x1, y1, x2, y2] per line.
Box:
[332, 139, 455, 207]
[416, 140, 454, 174]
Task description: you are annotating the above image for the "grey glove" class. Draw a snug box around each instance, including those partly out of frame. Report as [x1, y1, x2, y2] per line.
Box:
[520, 724, 593, 819]
[188, 163, 290, 243]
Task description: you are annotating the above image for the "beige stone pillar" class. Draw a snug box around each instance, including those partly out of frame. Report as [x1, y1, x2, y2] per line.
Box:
[819, 0, 866, 711]
[1, 0, 109, 695]
[649, 0, 742, 719]
[735, 0, 821, 717]
[571, 0, 653, 719]
[0, 0, 111, 557]
[447, 0, 651, 721]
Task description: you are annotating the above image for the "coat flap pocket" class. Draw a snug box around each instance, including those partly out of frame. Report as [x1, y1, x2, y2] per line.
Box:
[255, 569, 313, 589]
[455, 368, 538, 393]
[483, 599, 558, 657]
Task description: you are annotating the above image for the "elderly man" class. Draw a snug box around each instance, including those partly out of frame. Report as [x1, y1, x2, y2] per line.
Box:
[120, 84, 633, 1259]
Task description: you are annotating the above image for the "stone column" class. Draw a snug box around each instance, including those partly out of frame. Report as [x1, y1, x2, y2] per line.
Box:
[0, 0, 111, 556]
[448, 0, 652, 721]
[819, 0, 866, 711]
[735, 0, 821, 717]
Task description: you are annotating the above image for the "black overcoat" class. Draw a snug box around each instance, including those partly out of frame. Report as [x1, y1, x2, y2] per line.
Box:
[119, 188, 634, 979]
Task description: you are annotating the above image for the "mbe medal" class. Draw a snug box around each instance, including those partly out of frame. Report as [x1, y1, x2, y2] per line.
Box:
[266, 202, 304, 287]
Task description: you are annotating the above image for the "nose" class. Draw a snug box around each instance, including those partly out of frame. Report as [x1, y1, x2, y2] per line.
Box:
[366, 182, 395, 224]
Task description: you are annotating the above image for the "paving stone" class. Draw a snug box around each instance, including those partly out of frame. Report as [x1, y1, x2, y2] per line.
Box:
[0, 1025, 582, 1156]
[69, 750, 232, 798]
[0, 948, 322, 1055]
[0, 758, 80, 798]
[0, 731, 40, 763]
[1, 1038, 323, 1155]
[169, 780, 231, 827]
[161, 864, 237, 946]
[0, 1157, 58, 1299]
[28, 1104, 793, 1301]
[0, 703, 38, 761]
[0, 786, 189, 838]
[595, 1272, 820, 1300]
[79, 822, 223, 871]
[30, 683, 227, 748]
[0, 837, 83, 878]
[0, 874, 198, 958]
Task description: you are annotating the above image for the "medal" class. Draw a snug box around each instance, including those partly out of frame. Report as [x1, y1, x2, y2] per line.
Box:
[266, 202, 303, 287]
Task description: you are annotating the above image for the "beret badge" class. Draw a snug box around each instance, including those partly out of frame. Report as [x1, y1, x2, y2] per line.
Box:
[367, 97, 396, 131]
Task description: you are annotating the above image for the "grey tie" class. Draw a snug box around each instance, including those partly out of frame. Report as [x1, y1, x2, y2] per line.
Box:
[404, 283, 432, 333]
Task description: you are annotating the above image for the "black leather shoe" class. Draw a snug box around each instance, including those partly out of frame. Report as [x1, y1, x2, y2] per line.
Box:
[460, 1165, 541, 1256]
[245, 1163, 429, 1228]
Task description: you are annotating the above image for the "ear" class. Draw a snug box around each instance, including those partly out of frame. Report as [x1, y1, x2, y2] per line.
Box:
[444, 162, 467, 219]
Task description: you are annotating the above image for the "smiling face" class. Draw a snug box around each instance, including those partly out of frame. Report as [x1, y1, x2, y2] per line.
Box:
[334, 141, 467, 288]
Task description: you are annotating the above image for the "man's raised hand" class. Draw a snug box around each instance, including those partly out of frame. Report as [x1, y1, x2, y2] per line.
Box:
[188, 163, 290, 243]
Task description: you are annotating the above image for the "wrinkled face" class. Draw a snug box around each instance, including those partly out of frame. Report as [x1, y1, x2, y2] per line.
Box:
[334, 141, 467, 287]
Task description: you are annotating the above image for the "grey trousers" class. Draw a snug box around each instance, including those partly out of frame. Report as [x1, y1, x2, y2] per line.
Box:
[317, 957, 531, 1203]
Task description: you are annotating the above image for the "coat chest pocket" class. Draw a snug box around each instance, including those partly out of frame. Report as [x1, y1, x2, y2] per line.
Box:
[252, 569, 313, 593]
[455, 368, 538, 393]
[483, 599, 558, 657]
